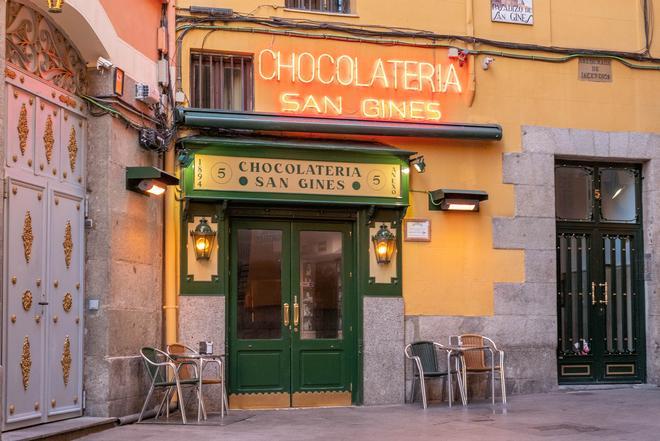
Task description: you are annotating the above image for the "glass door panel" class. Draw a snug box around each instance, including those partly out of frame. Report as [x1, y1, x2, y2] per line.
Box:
[299, 231, 343, 340]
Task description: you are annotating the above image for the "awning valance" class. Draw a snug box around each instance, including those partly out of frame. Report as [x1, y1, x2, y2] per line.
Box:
[175, 108, 503, 141]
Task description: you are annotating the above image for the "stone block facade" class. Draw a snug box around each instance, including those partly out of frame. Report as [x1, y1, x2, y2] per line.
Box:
[83, 70, 164, 417]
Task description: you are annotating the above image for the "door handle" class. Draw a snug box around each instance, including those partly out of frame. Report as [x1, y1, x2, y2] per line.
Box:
[598, 282, 609, 305]
[283, 303, 290, 327]
[293, 295, 299, 327]
[591, 282, 596, 306]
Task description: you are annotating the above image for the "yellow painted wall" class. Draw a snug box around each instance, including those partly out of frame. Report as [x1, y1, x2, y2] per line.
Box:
[176, 0, 660, 316]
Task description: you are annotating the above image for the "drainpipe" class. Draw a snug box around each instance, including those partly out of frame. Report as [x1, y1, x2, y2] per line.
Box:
[163, 0, 179, 347]
[163, 147, 178, 347]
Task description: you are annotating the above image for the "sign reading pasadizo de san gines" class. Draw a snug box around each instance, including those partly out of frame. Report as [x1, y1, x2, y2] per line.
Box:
[491, 0, 534, 25]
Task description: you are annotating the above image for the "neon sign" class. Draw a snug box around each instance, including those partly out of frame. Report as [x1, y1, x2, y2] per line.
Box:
[255, 45, 467, 123]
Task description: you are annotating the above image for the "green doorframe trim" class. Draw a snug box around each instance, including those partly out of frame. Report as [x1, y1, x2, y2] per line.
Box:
[175, 108, 504, 140]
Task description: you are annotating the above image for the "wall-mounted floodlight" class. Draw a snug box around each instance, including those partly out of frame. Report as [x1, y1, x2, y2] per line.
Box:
[126, 166, 179, 197]
[429, 189, 488, 212]
[410, 156, 426, 173]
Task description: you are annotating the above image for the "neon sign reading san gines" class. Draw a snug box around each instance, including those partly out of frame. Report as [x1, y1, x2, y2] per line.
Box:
[257, 49, 465, 122]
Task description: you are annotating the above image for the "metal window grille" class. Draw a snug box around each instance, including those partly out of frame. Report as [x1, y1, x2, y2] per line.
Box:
[284, 0, 350, 14]
[190, 53, 254, 111]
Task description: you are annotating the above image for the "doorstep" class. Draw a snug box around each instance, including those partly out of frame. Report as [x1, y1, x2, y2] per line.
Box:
[3, 417, 117, 441]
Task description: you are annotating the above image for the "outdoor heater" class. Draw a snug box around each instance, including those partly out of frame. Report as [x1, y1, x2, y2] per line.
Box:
[126, 166, 179, 197]
[428, 189, 489, 212]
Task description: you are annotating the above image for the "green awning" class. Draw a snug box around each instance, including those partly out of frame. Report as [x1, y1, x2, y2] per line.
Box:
[175, 108, 503, 141]
[178, 135, 417, 158]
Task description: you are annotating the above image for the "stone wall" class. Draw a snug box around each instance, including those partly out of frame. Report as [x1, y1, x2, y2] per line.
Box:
[178, 296, 226, 412]
[404, 126, 660, 401]
[83, 69, 164, 417]
[363, 297, 405, 404]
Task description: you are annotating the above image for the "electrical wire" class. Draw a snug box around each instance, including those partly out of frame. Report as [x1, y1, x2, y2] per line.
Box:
[175, 10, 660, 65]
[175, 24, 660, 71]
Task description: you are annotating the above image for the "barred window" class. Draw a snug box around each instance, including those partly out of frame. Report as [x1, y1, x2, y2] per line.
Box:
[190, 53, 254, 111]
[285, 0, 351, 14]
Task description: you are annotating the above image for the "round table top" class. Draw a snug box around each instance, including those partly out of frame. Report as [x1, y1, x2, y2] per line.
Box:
[170, 353, 225, 359]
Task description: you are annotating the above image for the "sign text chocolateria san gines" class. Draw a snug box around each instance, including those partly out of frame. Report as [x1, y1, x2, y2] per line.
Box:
[194, 154, 401, 199]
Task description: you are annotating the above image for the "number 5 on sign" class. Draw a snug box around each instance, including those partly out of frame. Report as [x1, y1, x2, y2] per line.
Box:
[211, 162, 232, 184]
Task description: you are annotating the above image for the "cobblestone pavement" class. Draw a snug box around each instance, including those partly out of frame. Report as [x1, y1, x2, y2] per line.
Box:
[81, 387, 660, 441]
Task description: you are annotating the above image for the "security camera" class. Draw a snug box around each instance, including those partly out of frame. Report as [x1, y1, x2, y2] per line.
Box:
[96, 57, 113, 71]
[482, 57, 495, 70]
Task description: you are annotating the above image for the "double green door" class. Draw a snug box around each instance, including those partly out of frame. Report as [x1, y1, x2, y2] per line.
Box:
[228, 220, 355, 408]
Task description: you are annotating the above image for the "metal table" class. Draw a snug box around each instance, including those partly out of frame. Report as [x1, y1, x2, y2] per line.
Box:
[171, 353, 225, 422]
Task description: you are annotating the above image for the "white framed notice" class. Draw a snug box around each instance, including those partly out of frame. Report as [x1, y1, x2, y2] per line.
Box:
[404, 219, 431, 242]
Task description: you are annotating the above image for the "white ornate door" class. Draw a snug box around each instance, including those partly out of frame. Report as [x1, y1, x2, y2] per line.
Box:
[4, 2, 87, 429]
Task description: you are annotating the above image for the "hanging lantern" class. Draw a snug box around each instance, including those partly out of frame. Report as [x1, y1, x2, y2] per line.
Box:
[372, 224, 397, 264]
[47, 0, 64, 13]
[190, 218, 216, 260]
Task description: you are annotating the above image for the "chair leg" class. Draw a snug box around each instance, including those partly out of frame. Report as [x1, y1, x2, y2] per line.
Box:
[410, 376, 417, 404]
[491, 370, 496, 406]
[138, 381, 156, 423]
[175, 381, 187, 424]
[500, 369, 507, 404]
[155, 387, 171, 419]
[455, 356, 467, 406]
[419, 375, 428, 409]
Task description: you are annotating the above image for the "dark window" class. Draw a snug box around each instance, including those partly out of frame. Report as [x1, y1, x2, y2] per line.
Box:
[190, 53, 253, 111]
[285, 0, 351, 14]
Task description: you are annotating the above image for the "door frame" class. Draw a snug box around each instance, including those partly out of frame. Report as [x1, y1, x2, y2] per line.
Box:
[226, 211, 360, 406]
[555, 160, 646, 384]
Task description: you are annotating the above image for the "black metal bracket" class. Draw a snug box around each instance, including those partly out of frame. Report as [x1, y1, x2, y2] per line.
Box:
[366, 205, 376, 226]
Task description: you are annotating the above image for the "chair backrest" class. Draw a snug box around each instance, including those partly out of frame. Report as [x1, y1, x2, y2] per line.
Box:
[459, 334, 487, 370]
[140, 347, 170, 384]
[409, 341, 439, 374]
[166, 343, 197, 380]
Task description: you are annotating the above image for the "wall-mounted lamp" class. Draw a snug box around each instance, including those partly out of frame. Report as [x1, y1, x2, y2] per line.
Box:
[429, 189, 489, 212]
[47, 0, 64, 13]
[177, 148, 194, 168]
[126, 166, 179, 197]
[372, 224, 397, 264]
[403, 156, 425, 174]
[190, 218, 216, 260]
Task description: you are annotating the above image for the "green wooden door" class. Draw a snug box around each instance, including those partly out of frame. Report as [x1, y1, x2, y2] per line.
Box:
[556, 162, 645, 383]
[229, 220, 355, 408]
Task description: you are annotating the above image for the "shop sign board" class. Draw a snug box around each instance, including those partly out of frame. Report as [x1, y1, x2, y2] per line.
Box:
[491, 0, 534, 25]
[578, 58, 613, 83]
[193, 154, 402, 199]
[253, 38, 468, 124]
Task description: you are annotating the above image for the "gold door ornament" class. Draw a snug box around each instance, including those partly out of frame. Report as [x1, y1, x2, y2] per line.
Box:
[18, 102, 29, 156]
[61, 336, 72, 387]
[63, 220, 73, 269]
[44, 114, 54, 164]
[63, 292, 73, 312]
[22, 290, 33, 311]
[22, 211, 34, 263]
[67, 126, 78, 172]
[21, 336, 32, 390]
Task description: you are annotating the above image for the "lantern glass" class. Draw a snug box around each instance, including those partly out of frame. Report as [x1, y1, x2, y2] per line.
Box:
[190, 218, 216, 260]
[372, 224, 397, 264]
[48, 0, 64, 12]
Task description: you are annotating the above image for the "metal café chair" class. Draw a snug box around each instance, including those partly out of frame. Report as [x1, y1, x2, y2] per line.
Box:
[449, 334, 506, 405]
[405, 341, 466, 409]
[166, 343, 229, 417]
[138, 347, 200, 424]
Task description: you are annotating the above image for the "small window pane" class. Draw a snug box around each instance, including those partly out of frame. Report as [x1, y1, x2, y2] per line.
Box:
[285, 0, 350, 13]
[600, 169, 637, 223]
[191, 53, 253, 111]
[555, 166, 593, 221]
